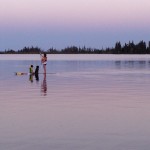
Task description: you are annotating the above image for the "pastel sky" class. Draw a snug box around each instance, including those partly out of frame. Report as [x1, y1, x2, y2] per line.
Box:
[0, 0, 150, 50]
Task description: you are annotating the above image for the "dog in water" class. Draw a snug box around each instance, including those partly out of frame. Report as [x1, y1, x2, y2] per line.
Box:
[35, 66, 39, 81]
[35, 66, 39, 75]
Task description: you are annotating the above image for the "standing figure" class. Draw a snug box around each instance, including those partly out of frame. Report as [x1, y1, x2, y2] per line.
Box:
[41, 53, 47, 74]
[35, 66, 39, 81]
[29, 65, 34, 74]
[35, 66, 39, 75]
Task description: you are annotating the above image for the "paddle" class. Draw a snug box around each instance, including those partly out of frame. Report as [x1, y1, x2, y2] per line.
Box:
[39, 52, 43, 69]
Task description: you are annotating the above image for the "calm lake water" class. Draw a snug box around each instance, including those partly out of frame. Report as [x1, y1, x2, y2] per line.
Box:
[0, 54, 150, 150]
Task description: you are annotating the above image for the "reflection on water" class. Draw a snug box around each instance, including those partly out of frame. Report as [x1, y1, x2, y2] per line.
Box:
[29, 74, 34, 82]
[41, 74, 47, 96]
[29, 74, 40, 83]
[28, 73, 47, 96]
[115, 60, 149, 70]
[1, 55, 150, 150]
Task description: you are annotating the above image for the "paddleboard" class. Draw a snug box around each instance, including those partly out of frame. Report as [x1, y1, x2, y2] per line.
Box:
[15, 72, 56, 75]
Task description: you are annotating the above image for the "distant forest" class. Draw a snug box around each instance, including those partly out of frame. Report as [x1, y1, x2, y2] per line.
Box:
[1, 40, 150, 54]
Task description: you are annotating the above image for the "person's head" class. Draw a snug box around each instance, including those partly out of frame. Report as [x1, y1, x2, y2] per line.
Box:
[31, 65, 33, 68]
[36, 66, 39, 70]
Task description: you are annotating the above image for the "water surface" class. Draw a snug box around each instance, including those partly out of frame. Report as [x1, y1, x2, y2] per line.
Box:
[0, 54, 150, 150]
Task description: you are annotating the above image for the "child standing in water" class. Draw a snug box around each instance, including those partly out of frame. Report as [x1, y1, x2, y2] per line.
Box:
[29, 65, 34, 74]
[41, 53, 47, 74]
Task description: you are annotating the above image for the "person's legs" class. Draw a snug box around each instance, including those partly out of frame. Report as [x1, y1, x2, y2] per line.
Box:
[43, 64, 46, 74]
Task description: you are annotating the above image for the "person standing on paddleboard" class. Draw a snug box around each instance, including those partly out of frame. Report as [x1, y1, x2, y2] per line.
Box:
[41, 53, 47, 74]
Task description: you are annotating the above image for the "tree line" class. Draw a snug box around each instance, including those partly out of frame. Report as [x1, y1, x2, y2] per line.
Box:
[1, 40, 150, 54]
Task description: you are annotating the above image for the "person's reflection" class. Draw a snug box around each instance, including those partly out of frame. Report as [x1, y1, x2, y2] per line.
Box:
[41, 74, 47, 96]
[29, 73, 39, 84]
[29, 74, 34, 82]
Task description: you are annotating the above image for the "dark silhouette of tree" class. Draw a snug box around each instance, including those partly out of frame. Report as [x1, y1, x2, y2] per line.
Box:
[18, 46, 41, 54]
[61, 46, 79, 54]
[1, 40, 150, 54]
[47, 47, 58, 54]
[4, 49, 16, 54]
[135, 41, 146, 54]
[115, 42, 122, 54]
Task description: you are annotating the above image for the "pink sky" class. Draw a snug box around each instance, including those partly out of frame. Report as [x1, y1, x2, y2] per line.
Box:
[0, 0, 150, 50]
